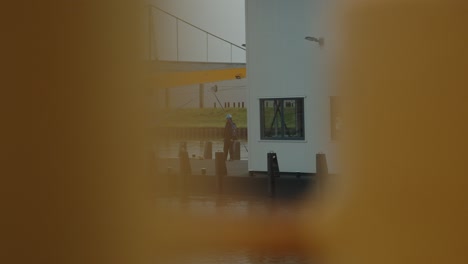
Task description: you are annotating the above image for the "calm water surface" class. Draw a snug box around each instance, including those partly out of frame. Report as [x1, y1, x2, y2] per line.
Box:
[155, 195, 316, 264]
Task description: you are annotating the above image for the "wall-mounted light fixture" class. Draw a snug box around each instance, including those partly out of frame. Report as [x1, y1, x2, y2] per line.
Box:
[305, 36, 324, 47]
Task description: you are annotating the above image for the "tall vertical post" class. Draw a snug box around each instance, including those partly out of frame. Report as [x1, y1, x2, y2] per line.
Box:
[176, 19, 179, 61]
[147, 6, 153, 60]
[204, 141, 212, 159]
[215, 152, 227, 194]
[267, 152, 279, 197]
[179, 144, 191, 196]
[315, 153, 328, 199]
[199, 83, 204, 108]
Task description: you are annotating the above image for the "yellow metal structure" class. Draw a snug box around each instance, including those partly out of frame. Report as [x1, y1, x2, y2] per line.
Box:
[153, 67, 246, 89]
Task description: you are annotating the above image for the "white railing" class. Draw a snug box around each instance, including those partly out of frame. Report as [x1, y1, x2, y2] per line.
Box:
[148, 5, 246, 63]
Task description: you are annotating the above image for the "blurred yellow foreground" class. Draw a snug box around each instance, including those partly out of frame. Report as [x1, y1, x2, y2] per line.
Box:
[1, 1, 467, 263]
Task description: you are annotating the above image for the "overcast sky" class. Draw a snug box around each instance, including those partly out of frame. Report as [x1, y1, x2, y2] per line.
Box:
[151, 0, 245, 46]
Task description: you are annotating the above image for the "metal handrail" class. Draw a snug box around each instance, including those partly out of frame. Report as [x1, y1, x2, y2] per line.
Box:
[148, 5, 246, 54]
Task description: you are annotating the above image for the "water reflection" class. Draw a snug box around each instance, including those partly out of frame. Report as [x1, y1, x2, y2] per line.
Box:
[188, 249, 314, 264]
[155, 195, 315, 264]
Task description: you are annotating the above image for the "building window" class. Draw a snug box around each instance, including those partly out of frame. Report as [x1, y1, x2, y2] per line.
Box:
[260, 98, 304, 140]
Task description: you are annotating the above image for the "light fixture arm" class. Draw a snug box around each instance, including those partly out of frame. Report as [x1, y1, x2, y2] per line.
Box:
[305, 36, 324, 47]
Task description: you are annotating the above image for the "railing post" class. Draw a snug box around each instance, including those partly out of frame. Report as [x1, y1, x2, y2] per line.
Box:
[147, 6, 153, 60]
[176, 19, 179, 61]
[149, 5, 246, 64]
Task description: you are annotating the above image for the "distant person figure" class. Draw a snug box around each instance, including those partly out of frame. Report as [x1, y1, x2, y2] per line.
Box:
[223, 114, 238, 161]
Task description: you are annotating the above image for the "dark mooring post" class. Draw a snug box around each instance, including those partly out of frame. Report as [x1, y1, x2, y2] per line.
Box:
[179, 150, 192, 195]
[315, 153, 328, 198]
[232, 141, 240, 160]
[215, 152, 227, 194]
[179, 142, 187, 153]
[204, 141, 212, 159]
[267, 152, 280, 197]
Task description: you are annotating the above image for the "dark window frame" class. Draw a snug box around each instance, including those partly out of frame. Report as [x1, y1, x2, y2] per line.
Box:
[259, 97, 305, 140]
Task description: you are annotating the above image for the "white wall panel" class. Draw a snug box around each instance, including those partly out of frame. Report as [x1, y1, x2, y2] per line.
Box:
[177, 21, 208, 62]
[207, 35, 231, 62]
[231, 47, 246, 63]
[155, 9, 178, 61]
[247, 0, 339, 173]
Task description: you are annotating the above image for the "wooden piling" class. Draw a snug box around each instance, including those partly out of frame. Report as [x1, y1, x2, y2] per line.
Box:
[315, 153, 328, 199]
[267, 152, 279, 197]
[179, 150, 191, 195]
[215, 152, 226, 194]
